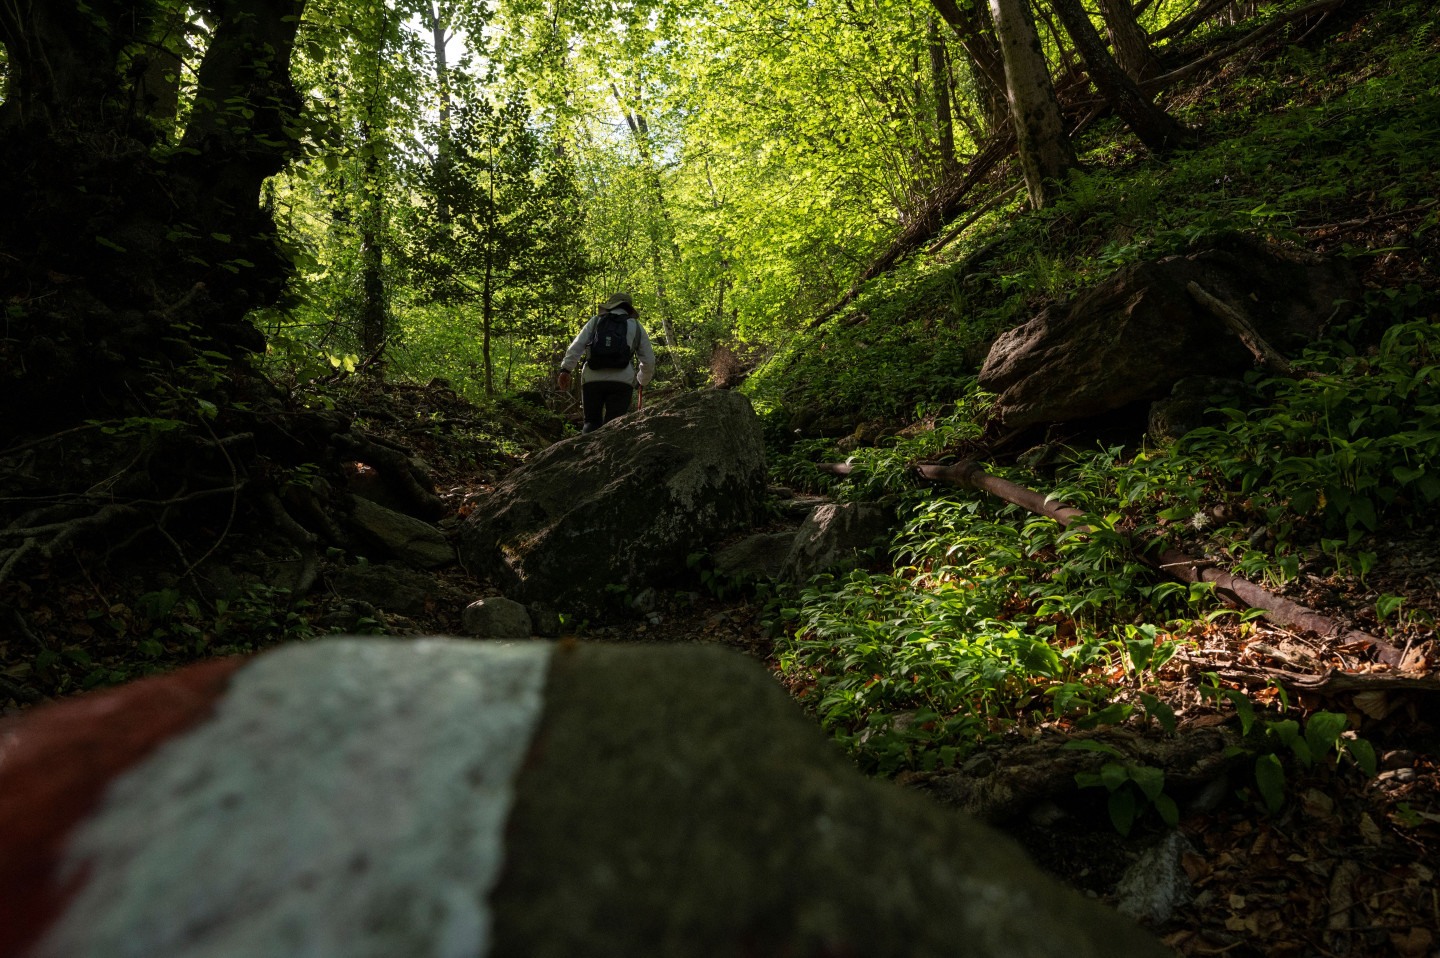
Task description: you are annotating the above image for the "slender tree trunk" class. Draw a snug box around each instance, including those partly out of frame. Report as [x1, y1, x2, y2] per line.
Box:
[929, 0, 1008, 133]
[610, 81, 690, 386]
[1049, 0, 1188, 153]
[359, 141, 387, 362]
[1095, 0, 1161, 80]
[140, 5, 187, 129]
[357, 5, 388, 367]
[483, 246, 495, 397]
[429, 2, 452, 224]
[988, 0, 1074, 208]
[928, 16, 957, 175]
[483, 151, 496, 397]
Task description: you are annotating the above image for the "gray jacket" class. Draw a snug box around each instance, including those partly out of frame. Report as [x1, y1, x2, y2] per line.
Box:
[561, 310, 657, 387]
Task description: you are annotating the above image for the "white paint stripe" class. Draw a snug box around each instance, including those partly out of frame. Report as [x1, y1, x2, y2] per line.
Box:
[33, 638, 553, 958]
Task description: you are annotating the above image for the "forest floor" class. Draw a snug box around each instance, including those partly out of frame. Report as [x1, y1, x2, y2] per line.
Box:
[5, 371, 1436, 957]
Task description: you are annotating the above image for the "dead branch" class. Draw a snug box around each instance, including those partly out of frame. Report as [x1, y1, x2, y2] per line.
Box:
[816, 459, 1407, 666]
[926, 181, 1024, 256]
[1144, 0, 1349, 93]
[810, 132, 1016, 328]
[1186, 281, 1318, 379]
[0, 421, 111, 460]
[1201, 664, 1440, 694]
[1150, 0, 1235, 44]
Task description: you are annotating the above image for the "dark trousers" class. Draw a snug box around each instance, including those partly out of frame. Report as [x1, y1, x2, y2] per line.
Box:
[581, 381, 633, 432]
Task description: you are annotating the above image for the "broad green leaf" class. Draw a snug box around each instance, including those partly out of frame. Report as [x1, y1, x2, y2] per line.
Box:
[1255, 753, 1286, 815]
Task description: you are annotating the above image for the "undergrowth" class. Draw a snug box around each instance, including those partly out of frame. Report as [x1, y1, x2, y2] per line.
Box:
[758, 1, 1440, 804]
[745, 0, 1440, 432]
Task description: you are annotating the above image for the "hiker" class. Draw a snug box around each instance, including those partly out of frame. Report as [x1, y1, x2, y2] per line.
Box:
[558, 292, 657, 433]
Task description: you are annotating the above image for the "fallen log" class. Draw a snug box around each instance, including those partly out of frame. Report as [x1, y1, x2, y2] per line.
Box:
[816, 459, 1406, 665]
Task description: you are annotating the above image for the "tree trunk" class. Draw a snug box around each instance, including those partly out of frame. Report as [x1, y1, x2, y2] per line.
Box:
[988, 0, 1074, 209]
[0, 0, 306, 430]
[610, 82, 690, 386]
[929, 0, 1009, 133]
[928, 16, 957, 175]
[1095, 0, 1161, 80]
[429, 2, 452, 225]
[139, 4, 188, 128]
[483, 246, 495, 398]
[1048, 0, 1188, 153]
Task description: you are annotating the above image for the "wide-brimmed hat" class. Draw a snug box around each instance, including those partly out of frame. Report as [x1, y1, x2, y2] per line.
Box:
[601, 292, 634, 310]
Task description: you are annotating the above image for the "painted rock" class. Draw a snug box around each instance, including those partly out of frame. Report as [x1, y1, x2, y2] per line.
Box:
[0, 639, 1169, 958]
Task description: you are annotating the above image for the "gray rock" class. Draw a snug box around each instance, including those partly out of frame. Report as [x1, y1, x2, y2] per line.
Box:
[462, 597, 533, 637]
[1114, 831, 1196, 926]
[781, 502, 894, 583]
[528, 602, 562, 638]
[351, 497, 454, 569]
[333, 563, 437, 614]
[978, 232, 1360, 429]
[628, 588, 657, 614]
[492, 642, 1172, 957]
[714, 532, 796, 582]
[4, 640, 1170, 958]
[459, 390, 767, 612]
[783, 498, 829, 522]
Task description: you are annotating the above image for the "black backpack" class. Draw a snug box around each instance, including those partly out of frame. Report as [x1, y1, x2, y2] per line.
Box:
[587, 311, 634, 370]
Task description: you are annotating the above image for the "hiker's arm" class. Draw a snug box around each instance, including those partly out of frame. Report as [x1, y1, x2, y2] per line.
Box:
[560, 318, 595, 373]
[635, 323, 657, 386]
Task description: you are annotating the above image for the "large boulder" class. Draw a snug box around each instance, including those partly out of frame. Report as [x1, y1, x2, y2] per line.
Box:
[0, 639, 1169, 958]
[781, 501, 895, 583]
[459, 390, 767, 612]
[978, 232, 1360, 429]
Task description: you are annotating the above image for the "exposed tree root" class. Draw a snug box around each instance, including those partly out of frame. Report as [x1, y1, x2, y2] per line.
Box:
[915, 725, 1241, 824]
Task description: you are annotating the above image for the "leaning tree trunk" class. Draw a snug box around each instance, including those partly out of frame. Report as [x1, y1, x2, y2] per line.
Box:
[0, 0, 306, 433]
[1094, 0, 1161, 80]
[929, 0, 1010, 134]
[928, 16, 958, 176]
[1048, 0, 1189, 153]
[429, 2, 454, 225]
[988, 0, 1075, 209]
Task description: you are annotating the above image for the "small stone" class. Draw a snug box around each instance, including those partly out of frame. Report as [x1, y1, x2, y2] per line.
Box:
[462, 597, 532, 638]
[1115, 832, 1195, 925]
[351, 498, 454, 569]
[527, 603, 561, 638]
[1378, 768, 1417, 785]
[1381, 749, 1416, 769]
[629, 588, 657, 614]
[1027, 801, 1066, 827]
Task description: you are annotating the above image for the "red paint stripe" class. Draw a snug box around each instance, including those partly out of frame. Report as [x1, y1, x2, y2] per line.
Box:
[0, 659, 246, 958]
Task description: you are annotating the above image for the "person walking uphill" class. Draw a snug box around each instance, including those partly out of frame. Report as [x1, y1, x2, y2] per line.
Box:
[558, 292, 657, 433]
